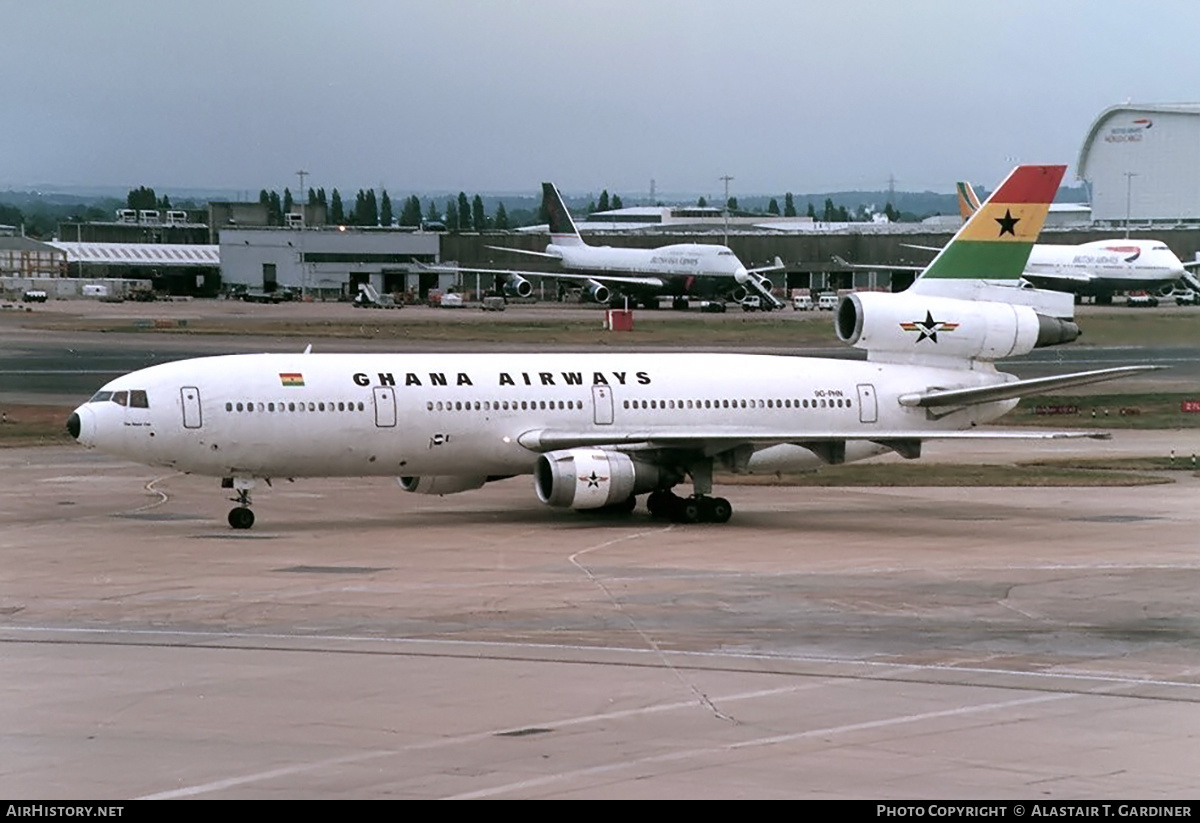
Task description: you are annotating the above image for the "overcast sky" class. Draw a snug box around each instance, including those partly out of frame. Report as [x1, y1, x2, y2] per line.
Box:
[4, 1, 1199, 199]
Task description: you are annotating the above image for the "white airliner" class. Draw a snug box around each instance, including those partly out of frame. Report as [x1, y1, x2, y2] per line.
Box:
[437, 182, 786, 309]
[68, 165, 1152, 529]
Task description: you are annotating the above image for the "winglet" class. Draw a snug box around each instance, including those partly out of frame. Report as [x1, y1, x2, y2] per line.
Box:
[542, 183, 584, 246]
[915, 165, 1065, 285]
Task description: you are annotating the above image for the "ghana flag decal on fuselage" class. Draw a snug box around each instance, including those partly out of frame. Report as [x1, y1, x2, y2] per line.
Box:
[279, 372, 304, 387]
[919, 164, 1066, 282]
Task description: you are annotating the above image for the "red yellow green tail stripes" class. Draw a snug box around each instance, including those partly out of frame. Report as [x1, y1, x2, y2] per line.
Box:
[921, 165, 1066, 281]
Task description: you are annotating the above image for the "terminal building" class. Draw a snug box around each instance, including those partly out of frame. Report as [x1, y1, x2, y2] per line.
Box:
[1078, 103, 1200, 225]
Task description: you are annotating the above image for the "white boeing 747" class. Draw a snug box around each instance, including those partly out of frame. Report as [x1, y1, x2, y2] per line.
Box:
[435, 182, 786, 309]
[69, 166, 1153, 529]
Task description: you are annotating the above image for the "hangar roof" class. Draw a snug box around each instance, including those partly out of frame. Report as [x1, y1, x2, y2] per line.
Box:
[1077, 103, 1200, 179]
[47, 242, 219, 267]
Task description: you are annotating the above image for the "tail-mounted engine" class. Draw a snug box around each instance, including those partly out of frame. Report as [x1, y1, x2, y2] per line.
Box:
[836, 292, 1079, 361]
[534, 449, 662, 509]
[398, 475, 489, 495]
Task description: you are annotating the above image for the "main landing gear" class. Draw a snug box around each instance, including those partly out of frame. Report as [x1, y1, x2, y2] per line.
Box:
[645, 458, 733, 524]
[223, 477, 257, 529]
[646, 490, 733, 524]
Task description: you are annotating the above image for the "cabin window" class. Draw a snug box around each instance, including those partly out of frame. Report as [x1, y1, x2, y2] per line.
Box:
[226, 402, 233, 412]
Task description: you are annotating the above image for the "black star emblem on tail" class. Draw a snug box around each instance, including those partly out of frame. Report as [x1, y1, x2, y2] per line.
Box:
[995, 208, 1020, 237]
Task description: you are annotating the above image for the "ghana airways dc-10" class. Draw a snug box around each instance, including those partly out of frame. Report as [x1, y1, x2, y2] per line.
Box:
[68, 165, 1153, 529]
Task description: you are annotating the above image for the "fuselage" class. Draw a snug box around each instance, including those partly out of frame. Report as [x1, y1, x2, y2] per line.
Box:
[71, 352, 1016, 481]
[1024, 239, 1186, 295]
[549, 242, 749, 297]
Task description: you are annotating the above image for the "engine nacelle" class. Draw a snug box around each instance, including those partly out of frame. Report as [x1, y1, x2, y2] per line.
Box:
[583, 279, 611, 304]
[534, 449, 661, 509]
[397, 475, 488, 495]
[756, 275, 774, 293]
[836, 292, 1079, 361]
[503, 275, 533, 299]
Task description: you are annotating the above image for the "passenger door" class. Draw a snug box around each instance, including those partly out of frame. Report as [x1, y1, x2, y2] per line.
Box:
[592, 384, 614, 425]
[180, 386, 203, 429]
[856, 383, 877, 424]
[373, 386, 396, 427]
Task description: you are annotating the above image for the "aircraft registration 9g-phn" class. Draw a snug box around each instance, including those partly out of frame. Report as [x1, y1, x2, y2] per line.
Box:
[68, 165, 1155, 529]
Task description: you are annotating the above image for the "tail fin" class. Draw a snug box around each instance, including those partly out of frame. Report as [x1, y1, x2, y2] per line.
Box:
[911, 165, 1071, 316]
[542, 183, 584, 247]
[914, 165, 1063, 287]
[956, 181, 981, 220]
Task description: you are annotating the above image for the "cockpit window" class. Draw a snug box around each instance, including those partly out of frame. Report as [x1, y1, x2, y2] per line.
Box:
[130, 390, 149, 408]
[112, 391, 128, 406]
[88, 391, 113, 403]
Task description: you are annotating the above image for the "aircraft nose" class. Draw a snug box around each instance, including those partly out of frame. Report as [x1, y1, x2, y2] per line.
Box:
[68, 406, 95, 447]
[733, 266, 750, 283]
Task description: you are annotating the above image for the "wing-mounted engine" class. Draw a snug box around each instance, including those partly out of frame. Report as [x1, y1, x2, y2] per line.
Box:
[398, 475, 489, 495]
[503, 274, 533, 299]
[836, 292, 1079, 362]
[583, 279, 611, 304]
[534, 449, 662, 509]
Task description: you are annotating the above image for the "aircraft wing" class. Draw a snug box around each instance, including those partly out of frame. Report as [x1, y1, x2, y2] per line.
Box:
[1019, 270, 1097, 287]
[899, 243, 943, 253]
[746, 256, 785, 275]
[516, 429, 1104, 453]
[517, 365, 1158, 454]
[424, 264, 666, 288]
[832, 254, 924, 273]
[1181, 259, 1200, 271]
[484, 245, 561, 260]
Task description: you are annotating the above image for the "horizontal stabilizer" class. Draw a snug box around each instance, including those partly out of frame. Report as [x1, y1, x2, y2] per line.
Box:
[898, 365, 1161, 409]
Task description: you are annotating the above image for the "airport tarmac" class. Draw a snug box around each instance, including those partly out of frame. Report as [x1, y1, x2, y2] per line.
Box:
[3, 435, 1200, 799]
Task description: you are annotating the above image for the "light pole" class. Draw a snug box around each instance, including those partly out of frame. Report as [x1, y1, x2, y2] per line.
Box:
[1124, 171, 1137, 239]
[719, 175, 734, 245]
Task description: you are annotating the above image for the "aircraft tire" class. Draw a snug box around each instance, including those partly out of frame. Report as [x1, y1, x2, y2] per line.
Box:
[708, 497, 733, 524]
[228, 507, 255, 530]
[647, 490, 677, 518]
[674, 498, 703, 524]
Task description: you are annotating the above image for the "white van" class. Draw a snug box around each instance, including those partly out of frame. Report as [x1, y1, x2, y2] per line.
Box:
[817, 294, 839, 311]
[792, 294, 813, 311]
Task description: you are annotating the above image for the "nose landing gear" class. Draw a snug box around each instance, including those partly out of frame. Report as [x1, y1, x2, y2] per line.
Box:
[223, 477, 257, 529]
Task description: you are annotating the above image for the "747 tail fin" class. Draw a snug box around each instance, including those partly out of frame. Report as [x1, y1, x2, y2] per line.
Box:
[542, 182, 584, 247]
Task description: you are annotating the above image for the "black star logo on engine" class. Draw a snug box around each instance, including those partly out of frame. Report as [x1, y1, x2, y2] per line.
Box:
[585, 471, 604, 488]
[899, 311, 959, 343]
[995, 208, 1020, 237]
